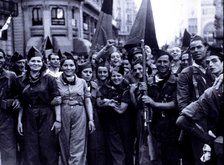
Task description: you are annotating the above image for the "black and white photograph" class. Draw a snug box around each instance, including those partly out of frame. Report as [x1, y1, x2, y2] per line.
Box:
[0, 0, 223, 165]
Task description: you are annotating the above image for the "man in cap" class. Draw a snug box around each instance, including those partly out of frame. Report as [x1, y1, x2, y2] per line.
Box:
[177, 35, 215, 165]
[206, 46, 223, 78]
[0, 49, 20, 165]
[176, 47, 223, 165]
[11, 52, 26, 76]
[141, 49, 180, 165]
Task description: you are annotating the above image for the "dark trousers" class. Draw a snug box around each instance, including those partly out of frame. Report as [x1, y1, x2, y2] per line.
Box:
[180, 135, 205, 165]
[0, 112, 17, 165]
[23, 107, 59, 165]
[105, 122, 135, 165]
[152, 139, 180, 165]
[87, 111, 106, 165]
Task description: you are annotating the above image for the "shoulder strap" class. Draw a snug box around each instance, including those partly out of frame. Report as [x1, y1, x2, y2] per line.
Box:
[191, 66, 200, 99]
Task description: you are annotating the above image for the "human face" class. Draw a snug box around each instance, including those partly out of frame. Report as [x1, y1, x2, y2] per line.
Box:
[132, 53, 142, 65]
[0, 52, 5, 69]
[77, 55, 87, 65]
[97, 66, 109, 81]
[110, 52, 122, 66]
[190, 40, 207, 61]
[133, 63, 143, 79]
[181, 53, 190, 68]
[123, 59, 131, 72]
[91, 54, 97, 65]
[61, 59, 76, 77]
[81, 68, 93, 82]
[15, 59, 26, 72]
[156, 55, 171, 74]
[170, 47, 181, 61]
[145, 45, 151, 54]
[206, 55, 223, 76]
[49, 54, 60, 68]
[28, 56, 43, 72]
[111, 71, 123, 85]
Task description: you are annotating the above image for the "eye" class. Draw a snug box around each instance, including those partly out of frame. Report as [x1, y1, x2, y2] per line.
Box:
[190, 47, 195, 51]
[196, 45, 202, 49]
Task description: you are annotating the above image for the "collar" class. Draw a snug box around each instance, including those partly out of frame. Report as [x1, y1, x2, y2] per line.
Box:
[61, 74, 77, 85]
[0, 69, 9, 79]
[192, 61, 206, 74]
[153, 72, 176, 84]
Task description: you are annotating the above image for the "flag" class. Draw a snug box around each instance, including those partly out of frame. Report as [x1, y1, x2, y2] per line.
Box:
[91, 0, 113, 50]
[125, 0, 159, 51]
[45, 36, 53, 50]
[182, 28, 191, 49]
[0, 15, 12, 38]
[41, 36, 53, 61]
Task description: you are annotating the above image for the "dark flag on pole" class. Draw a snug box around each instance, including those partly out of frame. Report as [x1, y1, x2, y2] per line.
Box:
[91, 0, 113, 50]
[45, 36, 53, 50]
[125, 0, 159, 51]
[41, 36, 53, 61]
[182, 28, 191, 49]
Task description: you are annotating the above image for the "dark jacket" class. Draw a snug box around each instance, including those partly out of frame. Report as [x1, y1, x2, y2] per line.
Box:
[181, 85, 223, 136]
[177, 65, 214, 111]
[148, 72, 179, 143]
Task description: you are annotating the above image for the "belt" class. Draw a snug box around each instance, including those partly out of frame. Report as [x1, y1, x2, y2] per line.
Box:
[62, 99, 83, 106]
[26, 104, 50, 109]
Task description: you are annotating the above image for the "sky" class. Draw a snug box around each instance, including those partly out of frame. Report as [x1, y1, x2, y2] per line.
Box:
[134, 0, 182, 47]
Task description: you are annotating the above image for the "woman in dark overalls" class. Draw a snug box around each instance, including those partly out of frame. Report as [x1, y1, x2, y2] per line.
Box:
[96, 66, 135, 165]
[17, 46, 61, 165]
[77, 62, 106, 165]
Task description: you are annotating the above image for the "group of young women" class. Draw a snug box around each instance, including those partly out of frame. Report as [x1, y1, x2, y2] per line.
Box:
[13, 44, 139, 165]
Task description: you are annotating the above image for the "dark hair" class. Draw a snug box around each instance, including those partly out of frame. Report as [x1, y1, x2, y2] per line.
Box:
[108, 50, 122, 62]
[190, 35, 208, 47]
[60, 53, 77, 69]
[76, 62, 93, 77]
[180, 50, 193, 65]
[131, 58, 143, 69]
[0, 49, 6, 58]
[96, 63, 110, 80]
[110, 64, 125, 76]
[48, 53, 60, 61]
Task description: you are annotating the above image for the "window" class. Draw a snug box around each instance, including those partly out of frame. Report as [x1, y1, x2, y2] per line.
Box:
[51, 7, 65, 25]
[32, 7, 43, 26]
[83, 14, 88, 31]
[72, 8, 78, 27]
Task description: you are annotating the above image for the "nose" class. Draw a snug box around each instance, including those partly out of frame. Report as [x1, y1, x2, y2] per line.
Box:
[160, 62, 165, 66]
[209, 61, 213, 67]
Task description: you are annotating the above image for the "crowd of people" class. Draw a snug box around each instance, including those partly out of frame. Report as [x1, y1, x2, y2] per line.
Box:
[0, 34, 223, 165]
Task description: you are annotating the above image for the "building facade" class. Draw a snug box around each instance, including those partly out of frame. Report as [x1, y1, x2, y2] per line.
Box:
[0, 0, 104, 56]
[178, 0, 216, 45]
[113, 0, 137, 46]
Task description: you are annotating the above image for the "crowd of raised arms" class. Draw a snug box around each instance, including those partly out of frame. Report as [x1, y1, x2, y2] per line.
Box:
[0, 34, 223, 165]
